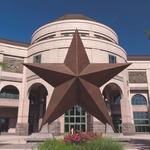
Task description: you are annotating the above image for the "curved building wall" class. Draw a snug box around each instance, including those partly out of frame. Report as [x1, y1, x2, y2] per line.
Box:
[0, 16, 149, 136]
[26, 19, 130, 134]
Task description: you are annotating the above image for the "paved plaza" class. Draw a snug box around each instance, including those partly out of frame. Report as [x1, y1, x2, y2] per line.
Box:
[0, 134, 150, 150]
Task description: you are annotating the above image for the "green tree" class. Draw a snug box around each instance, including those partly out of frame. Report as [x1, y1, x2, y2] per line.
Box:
[145, 31, 150, 39]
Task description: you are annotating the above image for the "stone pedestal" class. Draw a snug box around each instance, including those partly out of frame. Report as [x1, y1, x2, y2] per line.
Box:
[16, 123, 28, 135]
[48, 121, 60, 136]
[87, 113, 93, 132]
[40, 124, 49, 133]
[93, 121, 105, 133]
[122, 123, 135, 135]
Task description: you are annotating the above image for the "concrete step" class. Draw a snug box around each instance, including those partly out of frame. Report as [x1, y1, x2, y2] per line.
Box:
[0, 143, 38, 150]
[26, 133, 53, 142]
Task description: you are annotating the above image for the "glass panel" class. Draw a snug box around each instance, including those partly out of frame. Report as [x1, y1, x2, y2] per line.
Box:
[65, 111, 69, 115]
[75, 107, 80, 115]
[132, 94, 147, 105]
[109, 55, 116, 64]
[114, 95, 121, 104]
[75, 124, 80, 131]
[33, 55, 41, 63]
[81, 124, 85, 132]
[76, 117, 80, 123]
[70, 117, 74, 123]
[65, 124, 69, 132]
[81, 109, 85, 115]
[70, 107, 74, 115]
[0, 118, 9, 132]
[133, 111, 150, 132]
[70, 125, 74, 129]
[0, 93, 19, 99]
[65, 117, 69, 123]
[81, 117, 85, 123]
[64, 105, 86, 132]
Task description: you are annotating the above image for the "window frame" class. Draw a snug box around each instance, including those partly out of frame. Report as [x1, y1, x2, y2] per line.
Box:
[33, 54, 41, 64]
[109, 54, 117, 63]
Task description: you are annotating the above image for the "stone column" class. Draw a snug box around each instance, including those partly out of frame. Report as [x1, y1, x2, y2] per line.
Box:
[121, 70, 135, 135]
[92, 117, 105, 133]
[146, 69, 150, 125]
[16, 59, 29, 135]
[0, 52, 4, 83]
[87, 113, 93, 132]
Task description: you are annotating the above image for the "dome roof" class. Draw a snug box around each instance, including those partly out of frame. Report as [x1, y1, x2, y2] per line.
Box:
[52, 14, 96, 22]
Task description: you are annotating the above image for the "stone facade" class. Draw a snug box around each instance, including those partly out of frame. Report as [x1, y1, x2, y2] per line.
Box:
[0, 14, 149, 136]
[16, 123, 28, 135]
[122, 123, 135, 135]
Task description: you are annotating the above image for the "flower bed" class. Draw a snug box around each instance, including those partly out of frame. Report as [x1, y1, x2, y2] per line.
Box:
[64, 132, 99, 144]
[38, 132, 123, 150]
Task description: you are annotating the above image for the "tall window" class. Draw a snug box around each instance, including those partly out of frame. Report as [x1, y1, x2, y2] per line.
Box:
[0, 118, 9, 132]
[109, 55, 116, 63]
[112, 114, 122, 132]
[64, 105, 87, 132]
[114, 94, 121, 104]
[131, 94, 147, 105]
[33, 54, 41, 63]
[133, 112, 150, 132]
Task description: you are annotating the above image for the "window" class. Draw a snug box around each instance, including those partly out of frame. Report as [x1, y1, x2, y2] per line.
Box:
[109, 55, 116, 63]
[0, 85, 19, 99]
[133, 112, 150, 132]
[64, 105, 87, 132]
[80, 33, 89, 37]
[131, 94, 147, 105]
[94, 34, 112, 42]
[61, 32, 74, 37]
[37, 34, 55, 42]
[33, 54, 41, 63]
[114, 94, 121, 104]
[0, 118, 9, 132]
[112, 114, 122, 132]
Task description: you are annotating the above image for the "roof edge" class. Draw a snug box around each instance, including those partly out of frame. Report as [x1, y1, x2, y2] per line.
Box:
[51, 14, 96, 23]
[127, 55, 150, 61]
[0, 38, 30, 47]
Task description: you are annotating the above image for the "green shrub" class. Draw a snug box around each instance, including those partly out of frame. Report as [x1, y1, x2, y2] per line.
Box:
[81, 138, 123, 150]
[38, 139, 76, 150]
[38, 137, 123, 150]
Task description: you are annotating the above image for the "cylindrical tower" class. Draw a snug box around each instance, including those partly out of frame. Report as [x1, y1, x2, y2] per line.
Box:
[22, 14, 134, 135]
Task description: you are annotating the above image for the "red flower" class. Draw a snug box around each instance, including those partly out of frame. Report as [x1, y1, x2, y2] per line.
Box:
[63, 132, 99, 144]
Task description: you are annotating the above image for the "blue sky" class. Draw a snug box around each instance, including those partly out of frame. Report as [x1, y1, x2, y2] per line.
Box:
[0, 0, 149, 55]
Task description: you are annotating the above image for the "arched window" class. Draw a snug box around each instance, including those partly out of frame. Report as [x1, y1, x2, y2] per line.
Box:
[0, 85, 19, 99]
[131, 94, 147, 105]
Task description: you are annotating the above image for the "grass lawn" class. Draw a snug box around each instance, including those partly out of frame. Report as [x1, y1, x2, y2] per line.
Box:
[38, 137, 123, 150]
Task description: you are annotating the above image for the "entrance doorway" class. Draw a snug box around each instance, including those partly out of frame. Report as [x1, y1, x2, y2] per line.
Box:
[28, 83, 48, 134]
[103, 83, 122, 132]
[64, 105, 87, 132]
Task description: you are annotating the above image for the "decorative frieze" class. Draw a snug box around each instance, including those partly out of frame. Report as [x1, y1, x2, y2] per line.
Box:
[3, 56, 23, 73]
[128, 72, 147, 83]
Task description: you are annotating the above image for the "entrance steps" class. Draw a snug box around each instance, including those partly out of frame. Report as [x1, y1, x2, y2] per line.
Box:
[0, 133, 53, 150]
[26, 133, 53, 142]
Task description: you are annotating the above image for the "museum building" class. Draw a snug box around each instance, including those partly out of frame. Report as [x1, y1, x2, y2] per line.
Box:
[0, 14, 149, 135]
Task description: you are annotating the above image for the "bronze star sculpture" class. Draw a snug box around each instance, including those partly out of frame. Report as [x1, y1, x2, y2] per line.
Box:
[24, 30, 130, 131]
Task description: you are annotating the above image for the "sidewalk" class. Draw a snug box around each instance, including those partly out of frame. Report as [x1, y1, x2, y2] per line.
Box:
[0, 134, 150, 150]
[124, 135, 150, 150]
